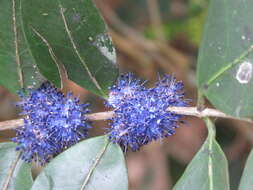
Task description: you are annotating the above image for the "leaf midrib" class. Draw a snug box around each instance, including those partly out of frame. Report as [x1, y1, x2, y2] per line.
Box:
[1, 151, 21, 190]
[58, 0, 105, 96]
[12, 0, 24, 88]
[80, 139, 110, 190]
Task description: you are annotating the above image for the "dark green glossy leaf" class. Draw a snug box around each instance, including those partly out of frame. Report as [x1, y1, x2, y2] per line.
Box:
[0, 0, 53, 94]
[197, 0, 253, 117]
[0, 142, 33, 190]
[238, 149, 253, 190]
[31, 136, 128, 190]
[173, 118, 230, 190]
[22, 0, 118, 97]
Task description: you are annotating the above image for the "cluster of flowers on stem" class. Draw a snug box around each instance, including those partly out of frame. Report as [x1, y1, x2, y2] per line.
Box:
[13, 82, 91, 164]
[13, 73, 187, 164]
[106, 73, 188, 151]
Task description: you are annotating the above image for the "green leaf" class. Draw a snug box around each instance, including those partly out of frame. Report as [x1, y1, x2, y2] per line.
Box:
[172, 118, 230, 190]
[197, 0, 253, 117]
[0, 0, 53, 94]
[0, 142, 33, 190]
[31, 136, 128, 190]
[238, 149, 253, 190]
[21, 0, 118, 97]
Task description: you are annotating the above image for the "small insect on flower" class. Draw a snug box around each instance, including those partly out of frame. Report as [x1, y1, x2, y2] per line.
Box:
[106, 73, 188, 151]
[12, 82, 91, 164]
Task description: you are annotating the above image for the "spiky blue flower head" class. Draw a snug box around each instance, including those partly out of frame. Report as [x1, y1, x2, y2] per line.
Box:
[12, 82, 91, 164]
[106, 73, 188, 151]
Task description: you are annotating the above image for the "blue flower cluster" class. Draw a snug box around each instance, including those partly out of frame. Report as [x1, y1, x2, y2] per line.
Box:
[106, 73, 188, 151]
[12, 82, 91, 164]
[12, 73, 187, 162]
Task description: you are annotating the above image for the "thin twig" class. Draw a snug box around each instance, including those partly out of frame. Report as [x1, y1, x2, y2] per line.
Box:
[86, 111, 114, 121]
[167, 106, 253, 124]
[0, 111, 115, 131]
[0, 107, 252, 131]
[0, 119, 23, 131]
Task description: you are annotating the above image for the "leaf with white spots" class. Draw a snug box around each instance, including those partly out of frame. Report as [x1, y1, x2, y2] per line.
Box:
[21, 0, 118, 97]
[197, 0, 253, 117]
[172, 118, 230, 190]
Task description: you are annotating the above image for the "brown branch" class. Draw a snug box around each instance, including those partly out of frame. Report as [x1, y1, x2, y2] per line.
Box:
[0, 119, 23, 131]
[86, 111, 114, 121]
[0, 111, 115, 131]
[167, 106, 253, 124]
[0, 107, 252, 131]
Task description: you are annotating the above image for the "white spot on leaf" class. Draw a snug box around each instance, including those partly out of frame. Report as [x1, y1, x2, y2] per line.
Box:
[88, 36, 93, 41]
[236, 61, 253, 84]
[93, 34, 116, 64]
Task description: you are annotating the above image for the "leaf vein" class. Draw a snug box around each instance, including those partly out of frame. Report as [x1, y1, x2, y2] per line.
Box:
[80, 139, 110, 190]
[12, 0, 24, 88]
[31, 27, 63, 88]
[1, 151, 21, 190]
[59, 4, 104, 95]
